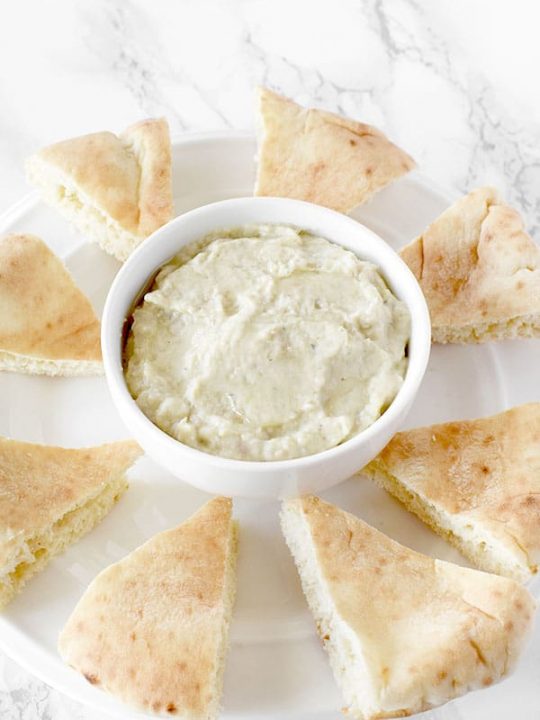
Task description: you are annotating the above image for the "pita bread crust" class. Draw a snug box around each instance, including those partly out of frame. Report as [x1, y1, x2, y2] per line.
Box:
[0, 437, 141, 607]
[400, 187, 540, 343]
[34, 131, 141, 232]
[58, 497, 237, 720]
[0, 234, 102, 371]
[26, 118, 173, 260]
[364, 403, 540, 581]
[283, 496, 534, 718]
[0, 438, 141, 550]
[121, 118, 173, 237]
[255, 87, 415, 213]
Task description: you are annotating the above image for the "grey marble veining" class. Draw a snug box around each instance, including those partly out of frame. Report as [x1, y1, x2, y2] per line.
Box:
[0, 1, 538, 718]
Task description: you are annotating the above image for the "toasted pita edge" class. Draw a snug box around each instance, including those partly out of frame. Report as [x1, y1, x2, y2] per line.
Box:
[431, 315, 540, 344]
[0, 233, 103, 373]
[58, 497, 238, 720]
[281, 495, 535, 719]
[255, 86, 415, 212]
[364, 461, 534, 583]
[400, 187, 540, 344]
[363, 405, 540, 582]
[0, 352, 103, 377]
[0, 439, 142, 609]
[121, 117, 173, 238]
[26, 118, 173, 262]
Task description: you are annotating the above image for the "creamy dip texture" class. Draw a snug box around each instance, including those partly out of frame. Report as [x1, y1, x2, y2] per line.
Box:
[125, 225, 410, 461]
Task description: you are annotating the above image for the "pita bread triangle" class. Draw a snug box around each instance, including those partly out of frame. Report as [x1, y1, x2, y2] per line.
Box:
[0, 436, 141, 609]
[255, 87, 415, 213]
[281, 495, 535, 719]
[58, 497, 237, 720]
[400, 186, 540, 343]
[0, 233, 102, 376]
[364, 402, 540, 582]
[26, 118, 173, 261]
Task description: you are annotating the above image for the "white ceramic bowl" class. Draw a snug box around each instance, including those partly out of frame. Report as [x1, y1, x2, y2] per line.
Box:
[102, 197, 431, 499]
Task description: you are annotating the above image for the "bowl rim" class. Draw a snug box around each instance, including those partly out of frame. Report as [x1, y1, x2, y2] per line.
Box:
[102, 196, 431, 472]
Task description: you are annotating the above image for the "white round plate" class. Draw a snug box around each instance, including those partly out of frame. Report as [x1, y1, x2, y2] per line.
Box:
[0, 132, 539, 720]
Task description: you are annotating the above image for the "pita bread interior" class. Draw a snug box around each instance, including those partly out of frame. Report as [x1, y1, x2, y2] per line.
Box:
[0, 437, 141, 609]
[281, 495, 535, 720]
[58, 497, 237, 720]
[0, 233, 102, 376]
[400, 187, 540, 343]
[364, 403, 540, 583]
[26, 118, 173, 262]
[255, 87, 415, 213]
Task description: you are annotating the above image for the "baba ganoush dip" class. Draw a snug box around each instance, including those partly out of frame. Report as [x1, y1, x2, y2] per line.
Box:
[125, 225, 410, 461]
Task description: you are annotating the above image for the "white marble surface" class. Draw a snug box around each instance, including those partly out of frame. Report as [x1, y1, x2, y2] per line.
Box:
[1, 1, 539, 718]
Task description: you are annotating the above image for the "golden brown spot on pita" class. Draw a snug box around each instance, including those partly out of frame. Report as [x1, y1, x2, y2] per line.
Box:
[130, 631, 136, 641]
[480, 465, 490, 474]
[469, 639, 487, 666]
[515, 599, 524, 611]
[349, 139, 357, 147]
[381, 666, 390, 682]
[177, 661, 187, 672]
[167, 703, 177, 714]
[365, 166, 373, 176]
[504, 620, 514, 632]
[437, 670, 448, 682]
[83, 672, 99, 685]
[322, 633, 330, 642]
[516, 280, 525, 290]
[483, 676, 493, 687]
[312, 161, 326, 175]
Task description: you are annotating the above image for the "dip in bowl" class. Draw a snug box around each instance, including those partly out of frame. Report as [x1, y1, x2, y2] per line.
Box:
[102, 198, 430, 498]
[125, 225, 410, 462]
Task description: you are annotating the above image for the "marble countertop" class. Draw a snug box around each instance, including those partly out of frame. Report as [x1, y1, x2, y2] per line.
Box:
[1, 1, 539, 718]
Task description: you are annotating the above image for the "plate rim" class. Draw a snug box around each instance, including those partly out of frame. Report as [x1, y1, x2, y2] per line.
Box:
[0, 129, 515, 720]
